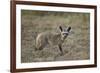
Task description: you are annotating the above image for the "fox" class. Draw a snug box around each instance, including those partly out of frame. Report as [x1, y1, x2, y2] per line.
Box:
[35, 26, 71, 55]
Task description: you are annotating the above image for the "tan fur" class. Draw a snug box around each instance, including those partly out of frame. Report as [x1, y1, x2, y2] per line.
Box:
[35, 26, 71, 55]
[36, 32, 64, 50]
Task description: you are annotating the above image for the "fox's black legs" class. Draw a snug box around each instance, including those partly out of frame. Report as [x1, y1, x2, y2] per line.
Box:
[58, 45, 63, 55]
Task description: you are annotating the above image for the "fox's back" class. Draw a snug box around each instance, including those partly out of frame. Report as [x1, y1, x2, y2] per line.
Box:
[36, 32, 62, 47]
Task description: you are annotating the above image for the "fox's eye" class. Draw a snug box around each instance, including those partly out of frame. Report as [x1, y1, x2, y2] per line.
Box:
[63, 33, 65, 35]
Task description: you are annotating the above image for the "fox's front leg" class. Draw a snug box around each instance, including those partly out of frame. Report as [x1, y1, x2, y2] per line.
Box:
[58, 45, 63, 55]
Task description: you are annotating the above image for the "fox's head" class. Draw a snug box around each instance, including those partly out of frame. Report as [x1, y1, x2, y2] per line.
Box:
[59, 26, 71, 40]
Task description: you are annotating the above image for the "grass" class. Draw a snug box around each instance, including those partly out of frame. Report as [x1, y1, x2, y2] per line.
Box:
[21, 10, 90, 63]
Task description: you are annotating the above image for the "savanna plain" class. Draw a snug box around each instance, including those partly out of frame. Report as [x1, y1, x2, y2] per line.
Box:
[21, 10, 90, 63]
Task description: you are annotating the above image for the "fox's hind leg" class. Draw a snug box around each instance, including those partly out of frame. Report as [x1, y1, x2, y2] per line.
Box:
[35, 46, 44, 51]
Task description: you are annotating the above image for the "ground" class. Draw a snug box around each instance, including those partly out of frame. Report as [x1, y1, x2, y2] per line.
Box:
[21, 10, 90, 63]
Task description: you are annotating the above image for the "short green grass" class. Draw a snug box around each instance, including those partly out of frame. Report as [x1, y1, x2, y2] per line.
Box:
[21, 10, 90, 63]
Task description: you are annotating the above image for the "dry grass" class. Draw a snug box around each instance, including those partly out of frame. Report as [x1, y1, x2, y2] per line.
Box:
[21, 10, 90, 63]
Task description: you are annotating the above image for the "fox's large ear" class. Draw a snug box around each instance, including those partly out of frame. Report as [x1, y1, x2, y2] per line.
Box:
[59, 26, 63, 32]
[67, 27, 71, 32]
